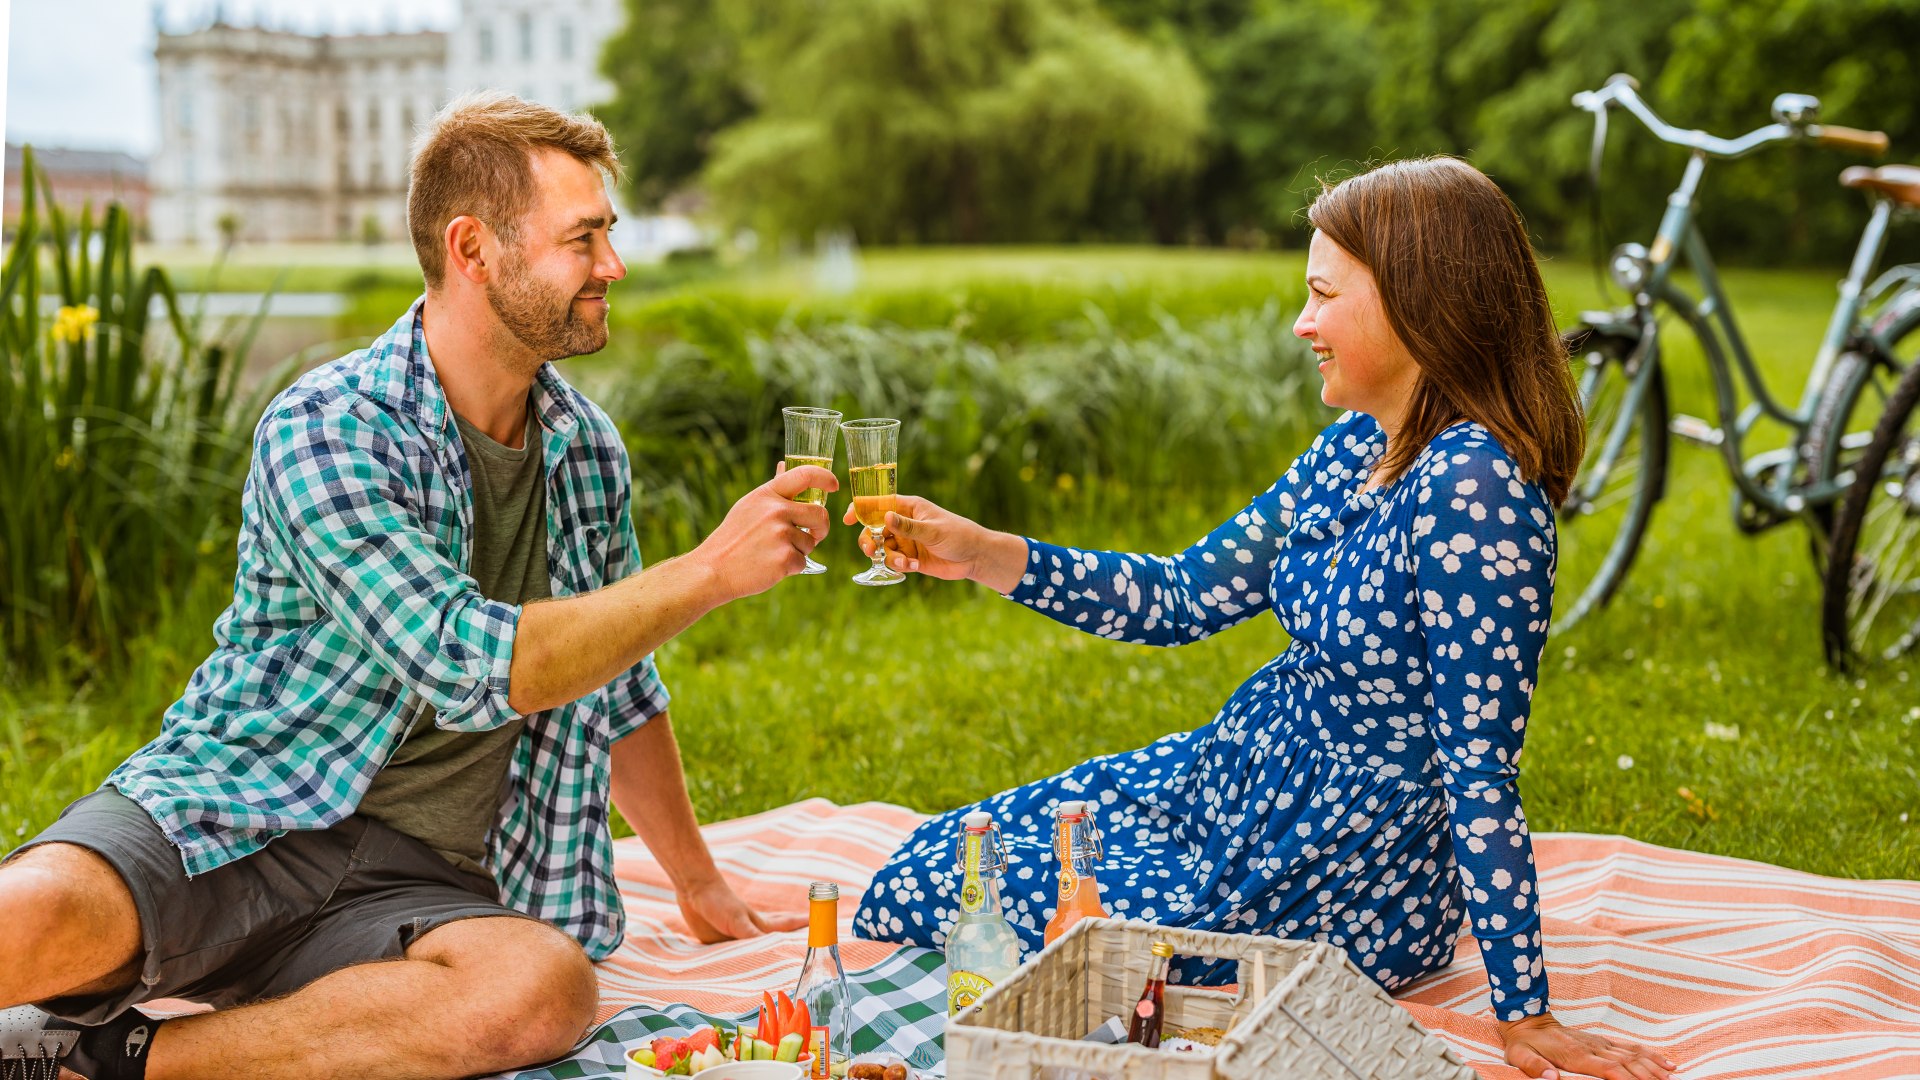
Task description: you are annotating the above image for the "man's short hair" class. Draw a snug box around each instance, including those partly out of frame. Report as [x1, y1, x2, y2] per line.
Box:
[408, 91, 623, 289]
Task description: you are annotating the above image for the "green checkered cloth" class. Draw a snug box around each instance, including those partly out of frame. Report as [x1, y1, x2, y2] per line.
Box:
[500, 949, 950, 1079]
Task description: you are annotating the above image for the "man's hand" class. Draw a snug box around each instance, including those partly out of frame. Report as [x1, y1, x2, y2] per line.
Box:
[1499, 1013, 1677, 1080]
[692, 464, 837, 602]
[675, 877, 808, 944]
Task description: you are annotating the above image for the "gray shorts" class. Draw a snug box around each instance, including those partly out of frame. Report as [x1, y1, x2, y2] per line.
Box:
[12, 788, 543, 1024]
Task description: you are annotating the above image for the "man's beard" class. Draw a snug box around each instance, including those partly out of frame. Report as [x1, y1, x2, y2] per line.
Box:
[486, 248, 609, 365]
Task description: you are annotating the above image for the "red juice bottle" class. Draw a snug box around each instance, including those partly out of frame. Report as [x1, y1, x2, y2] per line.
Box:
[1127, 940, 1174, 1048]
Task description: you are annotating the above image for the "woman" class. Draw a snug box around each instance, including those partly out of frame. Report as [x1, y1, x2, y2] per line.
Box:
[848, 158, 1675, 1080]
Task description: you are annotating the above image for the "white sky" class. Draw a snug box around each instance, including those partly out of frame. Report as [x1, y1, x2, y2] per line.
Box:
[6, 0, 460, 155]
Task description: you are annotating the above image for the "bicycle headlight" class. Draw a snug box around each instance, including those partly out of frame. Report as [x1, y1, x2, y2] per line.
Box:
[1609, 243, 1650, 292]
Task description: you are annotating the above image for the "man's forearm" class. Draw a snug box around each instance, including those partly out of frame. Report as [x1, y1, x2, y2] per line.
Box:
[607, 711, 722, 891]
[506, 553, 726, 715]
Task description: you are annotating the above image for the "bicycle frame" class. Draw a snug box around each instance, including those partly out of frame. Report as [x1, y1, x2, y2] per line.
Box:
[1579, 85, 1903, 522]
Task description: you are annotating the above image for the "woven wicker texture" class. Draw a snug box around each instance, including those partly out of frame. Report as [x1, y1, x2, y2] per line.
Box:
[947, 919, 1476, 1080]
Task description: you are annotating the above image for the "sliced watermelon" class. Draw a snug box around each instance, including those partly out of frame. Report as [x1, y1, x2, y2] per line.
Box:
[651, 1036, 685, 1071]
[685, 1027, 719, 1054]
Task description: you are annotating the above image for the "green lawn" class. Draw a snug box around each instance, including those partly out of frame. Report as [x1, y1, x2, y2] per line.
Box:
[5, 247, 1915, 883]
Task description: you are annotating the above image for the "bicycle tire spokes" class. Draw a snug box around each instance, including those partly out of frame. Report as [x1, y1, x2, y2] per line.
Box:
[1554, 336, 1665, 633]
[1845, 433, 1920, 661]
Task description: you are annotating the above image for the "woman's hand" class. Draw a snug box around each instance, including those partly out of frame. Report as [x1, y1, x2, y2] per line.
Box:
[1498, 1013, 1677, 1080]
[841, 494, 1028, 593]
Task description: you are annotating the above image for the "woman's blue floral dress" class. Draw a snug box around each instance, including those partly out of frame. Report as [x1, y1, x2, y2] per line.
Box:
[852, 412, 1556, 1020]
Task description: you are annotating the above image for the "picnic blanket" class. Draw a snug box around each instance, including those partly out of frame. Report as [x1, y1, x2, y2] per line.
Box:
[501, 799, 1920, 1079]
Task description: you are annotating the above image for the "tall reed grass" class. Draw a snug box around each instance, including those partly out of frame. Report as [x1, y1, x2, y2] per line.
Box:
[0, 148, 293, 678]
[582, 297, 1328, 555]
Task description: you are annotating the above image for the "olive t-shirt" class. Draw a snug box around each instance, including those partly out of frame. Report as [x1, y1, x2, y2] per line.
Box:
[356, 404, 550, 880]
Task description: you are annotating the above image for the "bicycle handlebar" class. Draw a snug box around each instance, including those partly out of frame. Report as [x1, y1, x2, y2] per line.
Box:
[1816, 125, 1891, 157]
[1573, 73, 1888, 160]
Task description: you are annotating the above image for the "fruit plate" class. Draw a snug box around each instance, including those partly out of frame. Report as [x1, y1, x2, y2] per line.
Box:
[625, 1048, 813, 1080]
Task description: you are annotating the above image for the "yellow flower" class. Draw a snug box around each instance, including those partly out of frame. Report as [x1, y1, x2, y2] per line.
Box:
[51, 304, 100, 344]
[53, 446, 79, 471]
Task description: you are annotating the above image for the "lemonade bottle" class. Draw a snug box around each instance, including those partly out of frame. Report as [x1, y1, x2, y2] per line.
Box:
[792, 882, 853, 1076]
[945, 811, 1022, 1015]
[1043, 800, 1109, 945]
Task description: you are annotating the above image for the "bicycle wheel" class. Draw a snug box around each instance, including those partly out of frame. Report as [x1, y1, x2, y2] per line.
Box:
[1554, 328, 1669, 634]
[1822, 336, 1920, 669]
[1803, 349, 1904, 562]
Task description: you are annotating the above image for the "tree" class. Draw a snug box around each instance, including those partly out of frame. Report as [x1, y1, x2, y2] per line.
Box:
[697, 0, 1210, 244]
[1656, 0, 1920, 261]
[597, 0, 760, 209]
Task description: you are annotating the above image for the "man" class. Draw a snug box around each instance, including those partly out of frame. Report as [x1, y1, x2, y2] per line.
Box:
[0, 93, 834, 1080]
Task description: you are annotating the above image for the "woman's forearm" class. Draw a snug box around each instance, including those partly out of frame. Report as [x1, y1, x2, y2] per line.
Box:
[969, 530, 1032, 594]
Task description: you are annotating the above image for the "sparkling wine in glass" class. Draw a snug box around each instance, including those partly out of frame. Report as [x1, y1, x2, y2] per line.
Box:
[839, 418, 905, 586]
[783, 406, 842, 575]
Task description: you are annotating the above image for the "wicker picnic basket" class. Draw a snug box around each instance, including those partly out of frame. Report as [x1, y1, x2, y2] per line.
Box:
[945, 919, 1475, 1080]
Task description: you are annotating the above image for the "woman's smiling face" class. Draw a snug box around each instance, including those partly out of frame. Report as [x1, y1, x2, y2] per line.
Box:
[1293, 230, 1421, 431]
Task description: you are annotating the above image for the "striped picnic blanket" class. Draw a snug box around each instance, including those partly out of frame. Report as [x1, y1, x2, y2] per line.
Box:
[505, 799, 1920, 1079]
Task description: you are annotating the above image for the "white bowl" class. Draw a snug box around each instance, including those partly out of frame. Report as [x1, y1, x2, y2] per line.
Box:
[685, 1063, 806, 1080]
[623, 1049, 809, 1080]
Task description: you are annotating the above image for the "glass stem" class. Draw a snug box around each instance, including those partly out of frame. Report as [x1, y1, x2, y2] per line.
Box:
[869, 527, 888, 573]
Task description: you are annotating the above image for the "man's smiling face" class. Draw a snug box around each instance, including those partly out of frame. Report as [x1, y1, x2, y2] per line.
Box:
[485, 147, 627, 365]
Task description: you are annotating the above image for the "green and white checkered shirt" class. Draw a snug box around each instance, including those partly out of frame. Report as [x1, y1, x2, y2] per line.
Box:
[107, 297, 670, 960]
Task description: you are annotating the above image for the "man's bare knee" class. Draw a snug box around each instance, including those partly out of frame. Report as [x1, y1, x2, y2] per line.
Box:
[0, 844, 142, 1006]
[411, 917, 598, 1068]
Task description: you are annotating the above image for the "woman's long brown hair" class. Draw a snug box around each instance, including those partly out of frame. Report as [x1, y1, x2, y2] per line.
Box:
[1307, 157, 1584, 505]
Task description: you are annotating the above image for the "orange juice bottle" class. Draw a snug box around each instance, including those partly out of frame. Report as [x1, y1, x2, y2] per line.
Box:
[1043, 800, 1109, 945]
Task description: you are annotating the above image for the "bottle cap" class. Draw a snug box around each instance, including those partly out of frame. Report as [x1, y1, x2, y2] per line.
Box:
[1150, 941, 1174, 958]
[962, 810, 993, 830]
[1056, 800, 1085, 817]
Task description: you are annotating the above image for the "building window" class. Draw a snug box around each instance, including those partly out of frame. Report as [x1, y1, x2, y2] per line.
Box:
[478, 23, 494, 62]
[337, 105, 350, 134]
[368, 102, 380, 132]
[559, 20, 574, 60]
[178, 93, 193, 129]
[519, 12, 534, 62]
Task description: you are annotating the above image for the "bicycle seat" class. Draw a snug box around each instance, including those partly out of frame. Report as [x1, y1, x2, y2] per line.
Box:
[1841, 164, 1920, 208]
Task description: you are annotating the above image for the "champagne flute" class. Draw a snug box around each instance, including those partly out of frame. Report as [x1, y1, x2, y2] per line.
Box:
[783, 406, 842, 575]
[840, 418, 905, 586]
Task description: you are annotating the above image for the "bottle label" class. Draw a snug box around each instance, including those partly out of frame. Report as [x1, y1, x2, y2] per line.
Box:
[809, 1026, 830, 1079]
[1054, 817, 1078, 902]
[808, 895, 838, 949]
[960, 831, 986, 914]
[948, 970, 994, 1015]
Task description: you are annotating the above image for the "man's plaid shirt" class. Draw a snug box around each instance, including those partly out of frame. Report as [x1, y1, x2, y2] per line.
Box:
[107, 298, 671, 960]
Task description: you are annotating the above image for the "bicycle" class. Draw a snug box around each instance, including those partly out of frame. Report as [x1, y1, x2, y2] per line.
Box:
[1555, 74, 1920, 671]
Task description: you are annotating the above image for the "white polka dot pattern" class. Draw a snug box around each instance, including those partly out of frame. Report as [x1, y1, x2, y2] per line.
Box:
[851, 412, 1554, 1021]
